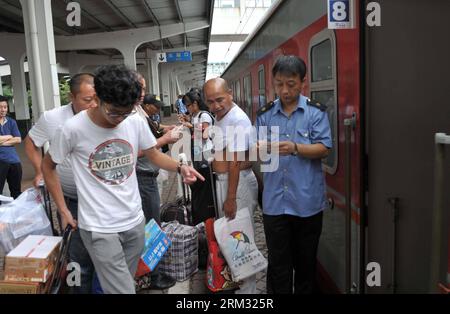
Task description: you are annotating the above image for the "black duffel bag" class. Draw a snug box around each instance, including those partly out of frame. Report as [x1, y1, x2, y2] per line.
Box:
[160, 196, 192, 226]
[160, 175, 193, 225]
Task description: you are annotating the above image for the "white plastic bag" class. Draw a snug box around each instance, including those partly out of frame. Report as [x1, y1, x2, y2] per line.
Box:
[0, 188, 52, 253]
[214, 208, 267, 282]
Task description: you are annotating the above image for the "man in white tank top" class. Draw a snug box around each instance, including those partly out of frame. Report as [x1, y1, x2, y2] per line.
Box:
[204, 78, 259, 294]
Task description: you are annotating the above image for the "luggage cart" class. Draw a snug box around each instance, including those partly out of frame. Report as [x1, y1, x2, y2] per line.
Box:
[47, 225, 73, 294]
[38, 182, 60, 236]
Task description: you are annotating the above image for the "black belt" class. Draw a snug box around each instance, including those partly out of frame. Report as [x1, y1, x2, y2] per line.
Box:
[137, 171, 159, 177]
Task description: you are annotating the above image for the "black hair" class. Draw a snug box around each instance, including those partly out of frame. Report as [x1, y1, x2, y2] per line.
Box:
[272, 55, 307, 81]
[94, 65, 141, 108]
[0, 95, 8, 103]
[69, 73, 94, 95]
[131, 71, 146, 93]
[183, 90, 209, 112]
[189, 87, 202, 95]
[142, 94, 162, 108]
[188, 87, 205, 103]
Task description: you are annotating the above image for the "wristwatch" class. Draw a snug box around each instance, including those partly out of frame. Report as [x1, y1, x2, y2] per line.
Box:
[291, 141, 299, 156]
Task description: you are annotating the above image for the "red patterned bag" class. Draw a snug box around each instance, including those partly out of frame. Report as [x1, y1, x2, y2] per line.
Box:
[205, 217, 239, 292]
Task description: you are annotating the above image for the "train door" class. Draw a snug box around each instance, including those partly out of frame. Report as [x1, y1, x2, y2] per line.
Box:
[310, 27, 362, 293]
[365, 0, 450, 293]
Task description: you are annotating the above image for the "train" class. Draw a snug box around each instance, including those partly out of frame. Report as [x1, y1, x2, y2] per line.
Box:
[221, 0, 450, 293]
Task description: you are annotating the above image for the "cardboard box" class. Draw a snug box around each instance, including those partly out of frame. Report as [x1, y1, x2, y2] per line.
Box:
[0, 279, 51, 294]
[135, 219, 171, 277]
[4, 235, 61, 283]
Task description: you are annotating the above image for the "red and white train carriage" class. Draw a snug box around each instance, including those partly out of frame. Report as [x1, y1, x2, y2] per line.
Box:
[221, 0, 450, 293]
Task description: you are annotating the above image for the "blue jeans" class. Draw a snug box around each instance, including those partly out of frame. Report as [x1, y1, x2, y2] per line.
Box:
[137, 173, 161, 225]
[66, 197, 95, 294]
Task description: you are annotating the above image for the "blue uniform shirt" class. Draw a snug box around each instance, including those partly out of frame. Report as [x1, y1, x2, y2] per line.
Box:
[256, 95, 332, 218]
[0, 116, 21, 164]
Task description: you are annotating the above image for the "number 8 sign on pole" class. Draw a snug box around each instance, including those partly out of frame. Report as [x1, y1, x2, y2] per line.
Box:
[327, 0, 356, 29]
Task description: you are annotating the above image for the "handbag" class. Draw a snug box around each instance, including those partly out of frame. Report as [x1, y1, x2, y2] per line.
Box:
[214, 208, 268, 282]
[204, 162, 239, 292]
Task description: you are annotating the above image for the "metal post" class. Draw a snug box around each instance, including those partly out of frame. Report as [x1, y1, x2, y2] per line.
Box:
[24, 0, 46, 117]
[344, 116, 356, 293]
[430, 133, 450, 293]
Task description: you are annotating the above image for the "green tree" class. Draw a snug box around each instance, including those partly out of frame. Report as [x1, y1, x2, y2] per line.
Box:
[59, 78, 71, 106]
[1, 85, 13, 99]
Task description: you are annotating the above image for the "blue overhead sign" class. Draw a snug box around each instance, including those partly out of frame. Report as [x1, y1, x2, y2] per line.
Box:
[166, 51, 192, 62]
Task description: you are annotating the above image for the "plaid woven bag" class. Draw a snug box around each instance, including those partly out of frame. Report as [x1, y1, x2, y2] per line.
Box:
[159, 221, 198, 281]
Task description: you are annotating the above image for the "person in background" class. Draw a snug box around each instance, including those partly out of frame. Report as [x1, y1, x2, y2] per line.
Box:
[0, 95, 22, 199]
[176, 94, 187, 115]
[24, 73, 97, 293]
[181, 90, 215, 225]
[134, 73, 178, 290]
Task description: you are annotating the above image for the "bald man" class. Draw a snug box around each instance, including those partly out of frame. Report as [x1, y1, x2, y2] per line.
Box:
[204, 78, 259, 294]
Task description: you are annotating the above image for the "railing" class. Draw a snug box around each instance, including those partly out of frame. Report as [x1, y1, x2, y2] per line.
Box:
[344, 114, 356, 293]
[430, 133, 450, 293]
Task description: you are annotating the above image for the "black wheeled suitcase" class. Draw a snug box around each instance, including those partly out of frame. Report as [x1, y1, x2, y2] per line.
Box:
[160, 184, 192, 225]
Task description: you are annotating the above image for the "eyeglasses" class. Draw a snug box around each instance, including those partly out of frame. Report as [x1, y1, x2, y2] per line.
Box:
[101, 101, 136, 119]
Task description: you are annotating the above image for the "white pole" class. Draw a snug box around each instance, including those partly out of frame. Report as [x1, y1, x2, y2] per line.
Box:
[26, 0, 46, 117]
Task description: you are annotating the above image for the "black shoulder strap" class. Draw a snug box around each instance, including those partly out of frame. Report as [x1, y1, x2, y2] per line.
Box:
[307, 98, 327, 112]
[146, 116, 161, 137]
[257, 101, 275, 116]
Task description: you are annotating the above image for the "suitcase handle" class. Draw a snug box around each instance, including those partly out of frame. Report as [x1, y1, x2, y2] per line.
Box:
[48, 225, 73, 294]
[178, 153, 191, 205]
[38, 184, 57, 236]
[207, 160, 219, 219]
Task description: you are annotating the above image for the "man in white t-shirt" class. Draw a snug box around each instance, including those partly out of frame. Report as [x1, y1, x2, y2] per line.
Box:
[24, 73, 96, 294]
[41, 65, 204, 294]
[204, 78, 259, 294]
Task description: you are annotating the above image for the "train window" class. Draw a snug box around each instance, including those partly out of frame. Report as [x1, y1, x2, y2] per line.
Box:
[235, 79, 241, 106]
[311, 40, 332, 82]
[311, 90, 337, 170]
[243, 74, 252, 119]
[233, 82, 236, 103]
[258, 64, 266, 108]
[309, 29, 338, 174]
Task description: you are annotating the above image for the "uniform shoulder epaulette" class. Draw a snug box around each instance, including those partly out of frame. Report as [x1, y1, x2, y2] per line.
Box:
[307, 98, 327, 112]
[257, 101, 275, 116]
